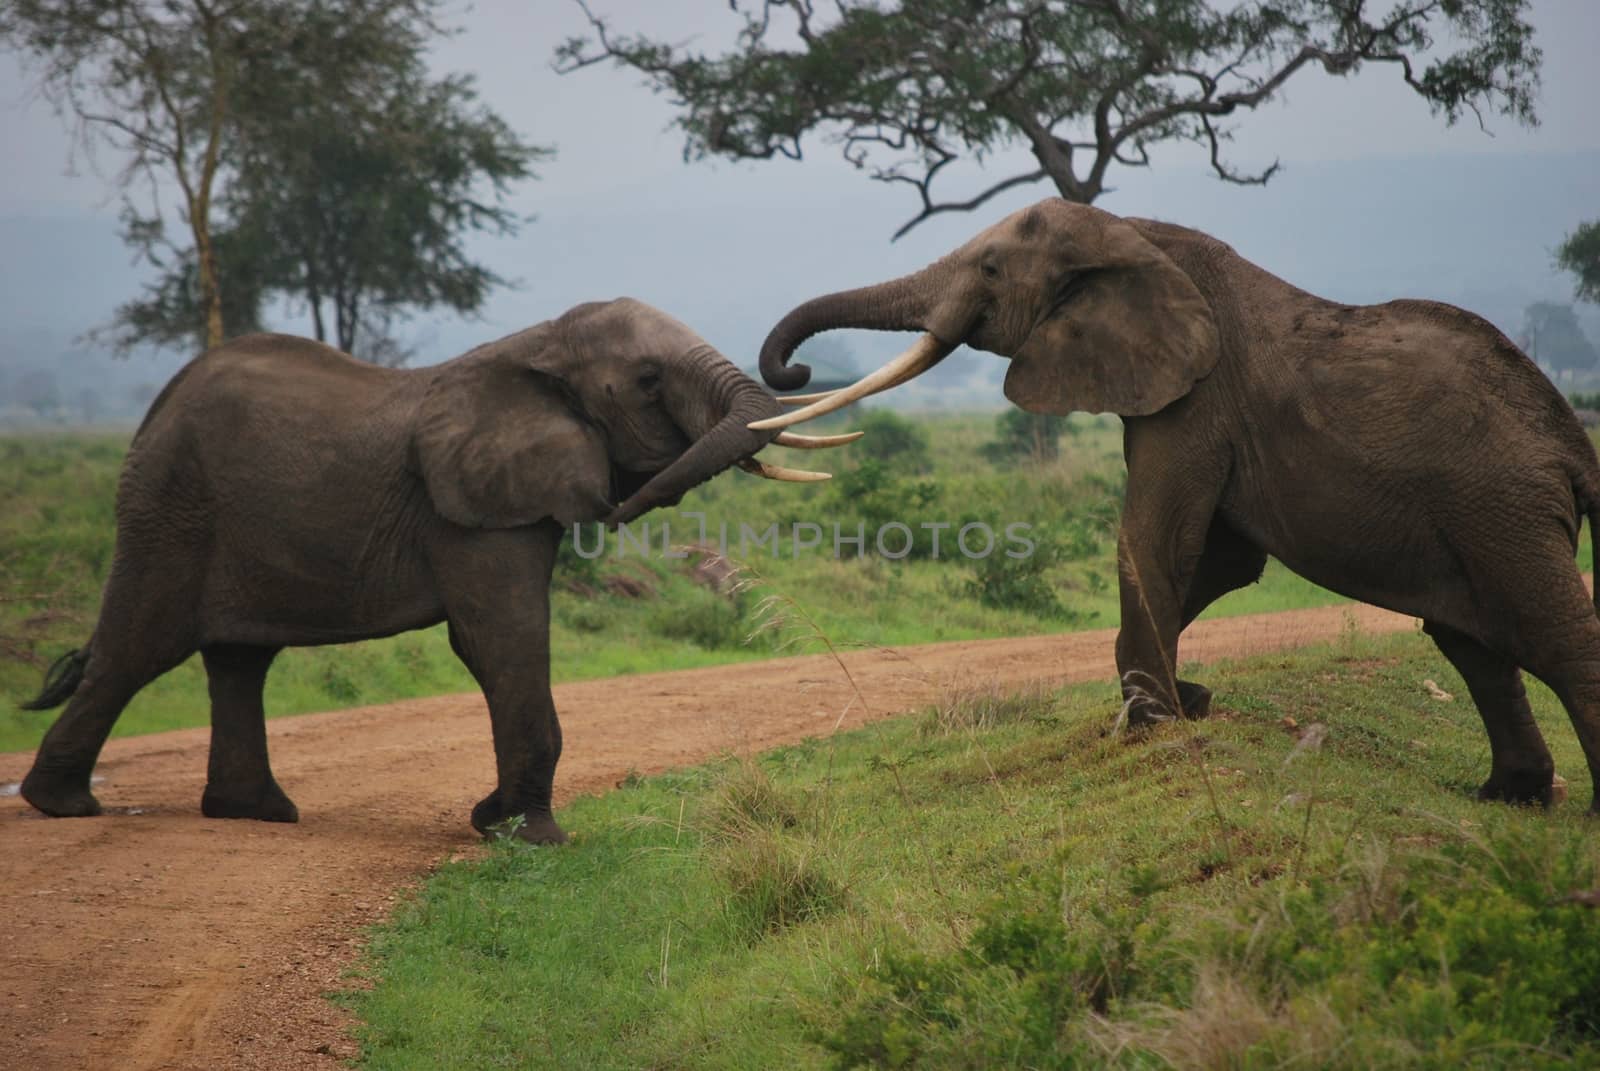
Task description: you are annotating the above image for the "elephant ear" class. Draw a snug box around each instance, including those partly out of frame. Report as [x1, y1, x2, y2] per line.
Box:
[412, 349, 612, 529]
[1003, 221, 1220, 417]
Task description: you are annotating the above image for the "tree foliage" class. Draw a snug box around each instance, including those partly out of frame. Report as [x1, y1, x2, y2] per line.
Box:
[983, 408, 1071, 463]
[1, 0, 281, 347]
[1520, 302, 1598, 374]
[215, 1, 545, 358]
[1556, 221, 1600, 307]
[559, 0, 1541, 237]
[5, 0, 546, 360]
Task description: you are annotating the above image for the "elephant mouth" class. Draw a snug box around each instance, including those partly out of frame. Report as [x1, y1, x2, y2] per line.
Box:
[609, 465, 655, 507]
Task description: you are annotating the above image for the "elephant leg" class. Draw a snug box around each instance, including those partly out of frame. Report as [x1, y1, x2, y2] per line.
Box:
[1116, 519, 1223, 727]
[199, 644, 297, 822]
[1505, 576, 1600, 813]
[445, 621, 513, 834]
[1423, 621, 1554, 806]
[1171, 517, 1270, 718]
[1114, 428, 1228, 728]
[22, 561, 198, 817]
[432, 522, 567, 845]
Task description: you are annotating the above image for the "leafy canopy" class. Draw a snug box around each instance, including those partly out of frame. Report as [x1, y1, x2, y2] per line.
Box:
[558, 0, 1541, 237]
[3, 0, 545, 360]
[1557, 221, 1600, 307]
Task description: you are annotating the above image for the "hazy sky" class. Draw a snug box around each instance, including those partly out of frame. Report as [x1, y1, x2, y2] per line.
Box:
[2, 0, 1598, 378]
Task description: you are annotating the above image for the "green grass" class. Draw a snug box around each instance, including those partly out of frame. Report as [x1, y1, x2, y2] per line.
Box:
[0, 413, 1358, 753]
[6, 412, 1594, 756]
[349, 629, 1600, 1070]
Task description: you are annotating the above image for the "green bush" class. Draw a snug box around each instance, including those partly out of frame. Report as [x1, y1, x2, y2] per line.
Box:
[852, 409, 933, 473]
[825, 825, 1600, 1070]
[981, 409, 1072, 464]
[646, 584, 758, 650]
[962, 536, 1081, 619]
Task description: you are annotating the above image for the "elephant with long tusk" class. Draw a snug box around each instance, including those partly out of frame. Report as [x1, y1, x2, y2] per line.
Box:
[16, 298, 854, 845]
[756, 197, 1600, 815]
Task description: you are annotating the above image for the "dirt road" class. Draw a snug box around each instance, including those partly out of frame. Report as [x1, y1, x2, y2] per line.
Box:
[0, 601, 1414, 1070]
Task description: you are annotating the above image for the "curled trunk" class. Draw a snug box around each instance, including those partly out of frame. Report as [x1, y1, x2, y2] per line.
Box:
[759, 270, 935, 390]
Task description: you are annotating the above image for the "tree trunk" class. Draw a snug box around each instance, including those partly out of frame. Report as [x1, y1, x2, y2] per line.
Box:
[195, 227, 225, 349]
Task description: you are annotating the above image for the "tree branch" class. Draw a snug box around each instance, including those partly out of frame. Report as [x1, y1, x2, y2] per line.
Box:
[891, 167, 1049, 241]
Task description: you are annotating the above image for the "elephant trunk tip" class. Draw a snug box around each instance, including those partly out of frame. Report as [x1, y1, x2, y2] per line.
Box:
[759, 342, 812, 392]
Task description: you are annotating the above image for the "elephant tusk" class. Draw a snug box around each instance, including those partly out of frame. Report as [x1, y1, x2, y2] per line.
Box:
[778, 390, 840, 406]
[774, 430, 864, 449]
[736, 457, 832, 482]
[749, 333, 953, 431]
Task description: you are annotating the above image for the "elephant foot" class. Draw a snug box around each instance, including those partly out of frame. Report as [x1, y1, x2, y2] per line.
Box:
[1476, 767, 1555, 808]
[1122, 679, 1210, 729]
[1176, 679, 1213, 718]
[471, 789, 567, 845]
[20, 767, 102, 818]
[201, 780, 300, 822]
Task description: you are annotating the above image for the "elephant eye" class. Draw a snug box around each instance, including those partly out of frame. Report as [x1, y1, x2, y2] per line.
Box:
[637, 367, 662, 393]
[980, 261, 1000, 281]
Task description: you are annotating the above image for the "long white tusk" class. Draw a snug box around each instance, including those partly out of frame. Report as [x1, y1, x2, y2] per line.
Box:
[778, 390, 840, 406]
[736, 457, 832, 482]
[774, 430, 864, 449]
[749, 334, 952, 431]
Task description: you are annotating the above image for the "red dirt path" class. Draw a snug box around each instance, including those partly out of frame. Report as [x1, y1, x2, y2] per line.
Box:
[0, 602, 1413, 1070]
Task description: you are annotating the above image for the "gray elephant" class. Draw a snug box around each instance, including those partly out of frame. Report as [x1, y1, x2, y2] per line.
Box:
[757, 198, 1600, 811]
[19, 298, 850, 843]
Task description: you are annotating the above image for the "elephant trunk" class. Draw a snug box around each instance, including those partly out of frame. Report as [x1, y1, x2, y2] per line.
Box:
[758, 268, 939, 390]
[605, 353, 783, 526]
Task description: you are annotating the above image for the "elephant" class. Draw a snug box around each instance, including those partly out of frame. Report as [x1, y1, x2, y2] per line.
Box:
[18, 298, 854, 843]
[754, 197, 1600, 812]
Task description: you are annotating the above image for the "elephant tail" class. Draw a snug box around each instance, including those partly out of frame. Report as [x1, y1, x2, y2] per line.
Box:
[20, 647, 90, 711]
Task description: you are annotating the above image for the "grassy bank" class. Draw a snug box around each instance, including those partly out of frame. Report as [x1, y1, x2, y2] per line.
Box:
[350, 629, 1600, 1070]
[0, 414, 1349, 753]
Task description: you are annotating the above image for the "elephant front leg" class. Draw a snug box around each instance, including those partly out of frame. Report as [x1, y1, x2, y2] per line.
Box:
[1115, 532, 1189, 729]
[436, 524, 568, 845]
[472, 683, 567, 845]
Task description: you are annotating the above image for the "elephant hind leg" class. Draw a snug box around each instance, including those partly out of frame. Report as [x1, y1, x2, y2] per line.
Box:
[1512, 619, 1600, 814]
[21, 653, 175, 817]
[1424, 621, 1554, 805]
[200, 644, 297, 822]
[22, 561, 199, 817]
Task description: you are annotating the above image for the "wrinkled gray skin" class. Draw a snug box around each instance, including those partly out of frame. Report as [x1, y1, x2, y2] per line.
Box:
[762, 198, 1600, 811]
[21, 298, 782, 843]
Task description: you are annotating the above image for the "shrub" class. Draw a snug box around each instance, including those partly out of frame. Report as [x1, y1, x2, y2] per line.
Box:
[822, 824, 1600, 1069]
[825, 460, 944, 559]
[701, 759, 845, 939]
[982, 409, 1072, 464]
[646, 584, 751, 650]
[851, 409, 933, 473]
[963, 536, 1080, 619]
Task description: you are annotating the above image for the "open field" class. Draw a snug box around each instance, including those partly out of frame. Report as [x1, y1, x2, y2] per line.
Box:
[0, 414, 1357, 752]
[353, 627, 1600, 1070]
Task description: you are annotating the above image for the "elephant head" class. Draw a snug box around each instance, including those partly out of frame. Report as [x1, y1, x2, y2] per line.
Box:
[753, 199, 1221, 426]
[413, 298, 850, 529]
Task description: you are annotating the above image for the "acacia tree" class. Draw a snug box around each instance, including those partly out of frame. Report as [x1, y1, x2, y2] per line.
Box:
[1557, 221, 1600, 307]
[213, 1, 544, 360]
[559, 0, 1541, 238]
[1, 0, 277, 347]
[7, 0, 544, 361]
